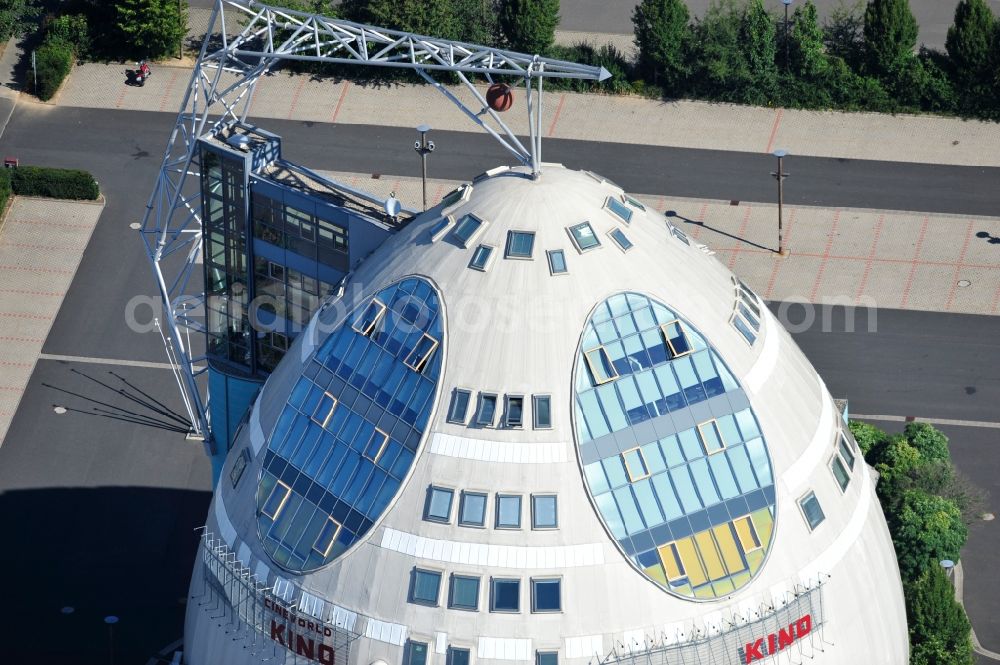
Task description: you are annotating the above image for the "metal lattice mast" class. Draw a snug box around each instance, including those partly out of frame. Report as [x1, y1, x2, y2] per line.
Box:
[139, 0, 610, 445]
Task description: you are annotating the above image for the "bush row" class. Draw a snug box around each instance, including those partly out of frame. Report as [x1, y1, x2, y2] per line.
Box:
[8, 166, 99, 200]
[849, 420, 984, 665]
[0, 170, 11, 215]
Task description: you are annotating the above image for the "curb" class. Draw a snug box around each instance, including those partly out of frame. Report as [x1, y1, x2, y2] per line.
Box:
[954, 561, 1000, 660]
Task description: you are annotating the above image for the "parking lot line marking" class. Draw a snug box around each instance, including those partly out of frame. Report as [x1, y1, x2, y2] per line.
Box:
[809, 209, 841, 301]
[944, 219, 975, 311]
[330, 81, 351, 123]
[765, 108, 783, 154]
[854, 213, 885, 303]
[764, 208, 796, 300]
[852, 413, 1000, 430]
[546, 94, 566, 137]
[726, 205, 754, 270]
[899, 215, 930, 309]
[38, 353, 181, 370]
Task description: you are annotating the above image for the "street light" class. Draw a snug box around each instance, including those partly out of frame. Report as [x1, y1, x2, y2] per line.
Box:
[104, 615, 119, 665]
[413, 124, 434, 212]
[770, 149, 790, 257]
[782, 0, 793, 71]
[940, 559, 955, 580]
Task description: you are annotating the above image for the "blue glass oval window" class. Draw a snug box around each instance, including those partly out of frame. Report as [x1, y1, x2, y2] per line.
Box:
[257, 277, 443, 572]
[574, 292, 776, 600]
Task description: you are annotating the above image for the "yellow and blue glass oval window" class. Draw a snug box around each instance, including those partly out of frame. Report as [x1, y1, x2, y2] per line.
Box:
[256, 277, 443, 572]
[574, 292, 775, 600]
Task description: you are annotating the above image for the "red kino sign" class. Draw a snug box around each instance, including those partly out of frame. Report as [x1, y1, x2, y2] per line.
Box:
[742, 614, 812, 663]
[265, 596, 337, 665]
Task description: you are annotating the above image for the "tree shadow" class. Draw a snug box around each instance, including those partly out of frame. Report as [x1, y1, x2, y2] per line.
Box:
[666, 210, 773, 253]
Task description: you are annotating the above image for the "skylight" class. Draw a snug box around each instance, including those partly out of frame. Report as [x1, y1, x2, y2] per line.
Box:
[452, 214, 486, 247]
[568, 222, 601, 252]
[609, 228, 633, 251]
[606, 196, 633, 224]
[505, 231, 535, 259]
[547, 249, 568, 275]
[469, 244, 494, 271]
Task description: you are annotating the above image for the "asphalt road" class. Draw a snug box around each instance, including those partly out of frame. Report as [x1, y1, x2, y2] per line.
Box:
[1, 101, 999, 660]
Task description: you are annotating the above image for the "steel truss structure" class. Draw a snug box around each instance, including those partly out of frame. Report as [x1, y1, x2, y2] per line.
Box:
[140, 0, 610, 446]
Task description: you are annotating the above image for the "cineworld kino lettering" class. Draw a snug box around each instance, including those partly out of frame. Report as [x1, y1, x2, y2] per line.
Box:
[196, 533, 359, 663]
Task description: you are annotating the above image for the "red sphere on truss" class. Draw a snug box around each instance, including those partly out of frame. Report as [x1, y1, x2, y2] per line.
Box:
[486, 83, 514, 112]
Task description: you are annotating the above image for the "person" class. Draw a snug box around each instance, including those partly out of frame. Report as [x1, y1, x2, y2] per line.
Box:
[139, 60, 151, 79]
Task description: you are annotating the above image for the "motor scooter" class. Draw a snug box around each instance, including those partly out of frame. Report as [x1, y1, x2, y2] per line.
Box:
[127, 60, 152, 87]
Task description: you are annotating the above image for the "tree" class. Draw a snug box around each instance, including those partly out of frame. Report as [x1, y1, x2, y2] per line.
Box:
[869, 434, 921, 500]
[739, 0, 779, 103]
[115, 0, 186, 60]
[0, 0, 40, 42]
[890, 489, 967, 581]
[454, 0, 499, 46]
[906, 564, 974, 665]
[688, 1, 747, 101]
[788, 0, 827, 79]
[946, 0, 996, 85]
[904, 422, 950, 465]
[498, 0, 559, 54]
[863, 0, 918, 78]
[632, 0, 691, 90]
[361, 0, 458, 39]
[850, 419, 888, 457]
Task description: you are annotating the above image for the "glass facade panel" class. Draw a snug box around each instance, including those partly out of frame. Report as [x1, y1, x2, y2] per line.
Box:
[573, 292, 776, 600]
[256, 278, 442, 572]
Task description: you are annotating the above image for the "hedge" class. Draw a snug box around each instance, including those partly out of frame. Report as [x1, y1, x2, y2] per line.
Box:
[0, 169, 11, 214]
[10, 166, 99, 200]
[33, 38, 73, 102]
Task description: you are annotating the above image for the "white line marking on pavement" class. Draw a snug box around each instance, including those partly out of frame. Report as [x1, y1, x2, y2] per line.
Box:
[38, 353, 180, 370]
[852, 413, 1000, 430]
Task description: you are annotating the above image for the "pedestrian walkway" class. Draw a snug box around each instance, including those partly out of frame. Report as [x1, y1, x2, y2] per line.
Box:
[49, 58, 1000, 167]
[315, 168, 1000, 317]
[0, 197, 104, 446]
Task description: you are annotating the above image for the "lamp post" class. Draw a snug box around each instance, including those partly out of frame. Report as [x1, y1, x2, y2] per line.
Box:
[940, 559, 955, 581]
[413, 124, 434, 212]
[770, 149, 790, 257]
[104, 615, 119, 665]
[178, 0, 184, 59]
[782, 0, 793, 71]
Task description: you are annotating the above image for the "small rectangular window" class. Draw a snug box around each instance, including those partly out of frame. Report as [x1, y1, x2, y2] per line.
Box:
[441, 184, 471, 209]
[546, 249, 568, 275]
[568, 222, 601, 252]
[425, 486, 454, 523]
[452, 214, 486, 247]
[660, 320, 694, 358]
[799, 491, 826, 531]
[312, 517, 342, 557]
[230, 448, 249, 488]
[584, 346, 618, 385]
[476, 393, 498, 426]
[624, 195, 646, 211]
[404, 333, 439, 372]
[738, 302, 761, 332]
[505, 230, 536, 259]
[609, 228, 634, 252]
[469, 244, 495, 271]
[732, 314, 757, 345]
[496, 494, 522, 529]
[537, 653, 558, 665]
[261, 479, 291, 519]
[531, 578, 561, 612]
[831, 455, 851, 491]
[622, 447, 651, 480]
[411, 568, 442, 605]
[352, 298, 387, 336]
[490, 577, 520, 612]
[311, 391, 338, 428]
[459, 491, 488, 527]
[670, 224, 690, 245]
[447, 389, 472, 424]
[532, 394, 552, 429]
[531, 494, 558, 529]
[505, 395, 524, 428]
[447, 647, 471, 665]
[838, 433, 856, 470]
[449, 574, 481, 610]
[605, 196, 633, 224]
[697, 419, 726, 455]
[430, 216, 454, 242]
[733, 515, 762, 553]
[364, 427, 389, 463]
[406, 641, 429, 665]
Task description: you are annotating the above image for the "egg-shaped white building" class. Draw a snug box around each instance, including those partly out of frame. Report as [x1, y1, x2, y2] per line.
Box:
[184, 164, 908, 665]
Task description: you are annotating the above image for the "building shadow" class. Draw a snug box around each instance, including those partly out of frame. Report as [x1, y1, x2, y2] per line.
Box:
[0, 486, 211, 664]
[666, 210, 773, 253]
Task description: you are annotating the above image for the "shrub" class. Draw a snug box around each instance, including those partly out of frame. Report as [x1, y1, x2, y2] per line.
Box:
[904, 421, 951, 465]
[906, 565, 974, 665]
[632, 0, 691, 89]
[547, 43, 636, 94]
[45, 13, 91, 59]
[115, 0, 186, 60]
[10, 166, 100, 200]
[32, 39, 74, 102]
[498, 0, 559, 54]
[0, 169, 11, 214]
[863, 0, 919, 78]
[849, 419, 889, 456]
